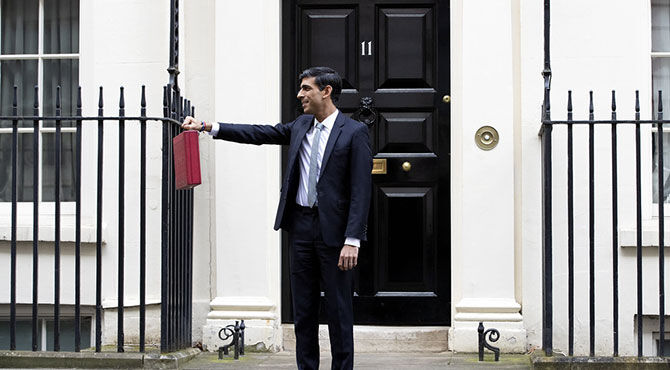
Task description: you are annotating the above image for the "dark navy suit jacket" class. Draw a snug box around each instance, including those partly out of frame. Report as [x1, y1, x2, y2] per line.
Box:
[214, 112, 372, 247]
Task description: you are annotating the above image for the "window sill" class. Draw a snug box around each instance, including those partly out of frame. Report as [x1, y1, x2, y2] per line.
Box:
[621, 227, 670, 248]
[0, 223, 105, 244]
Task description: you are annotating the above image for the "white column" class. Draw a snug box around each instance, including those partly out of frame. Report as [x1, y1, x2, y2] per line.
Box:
[449, 0, 525, 352]
[200, 0, 283, 352]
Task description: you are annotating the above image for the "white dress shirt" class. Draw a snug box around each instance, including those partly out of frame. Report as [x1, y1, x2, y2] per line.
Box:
[209, 112, 360, 247]
[295, 110, 336, 207]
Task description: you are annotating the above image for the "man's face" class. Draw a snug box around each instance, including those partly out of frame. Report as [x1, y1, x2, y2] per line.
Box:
[297, 77, 327, 114]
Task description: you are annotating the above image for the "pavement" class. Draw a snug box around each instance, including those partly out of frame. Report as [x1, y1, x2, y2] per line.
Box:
[5, 348, 670, 369]
[183, 351, 532, 369]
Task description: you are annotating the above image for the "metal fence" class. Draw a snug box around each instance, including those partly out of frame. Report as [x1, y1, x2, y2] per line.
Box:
[540, 87, 670, 357]
[3, 83, 195, 353]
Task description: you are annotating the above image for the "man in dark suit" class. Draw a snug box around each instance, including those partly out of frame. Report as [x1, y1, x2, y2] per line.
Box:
[182, 67, 372, 370]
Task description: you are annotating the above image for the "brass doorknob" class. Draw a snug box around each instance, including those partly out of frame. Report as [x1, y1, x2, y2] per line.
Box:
[402, 161, 412, 172]
[442, 95, 450, 104]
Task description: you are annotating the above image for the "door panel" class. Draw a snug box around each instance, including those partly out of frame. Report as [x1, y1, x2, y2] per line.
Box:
[377, 7, 435, 89]
[300, 7, 359, 90]
[368, 90, 436, 107]
[283, 0, 450, 326]
[378, 186, 434, 291]
[378, 111, 435, 153]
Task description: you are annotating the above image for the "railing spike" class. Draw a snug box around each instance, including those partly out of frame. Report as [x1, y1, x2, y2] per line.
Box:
[56, 86, 61, 110]
[98, 87, 104, 108]
[119, 87, 125, 109]
[191, 106, 195, 117]
[567, 91, 572, 113]
[635, 90, 640, 113]
[77, 87, 82, 109]
[34, 85, 39, 109]
[659, 90, 663, 113]
[589, 91, 594, 114]
[140, 86, 146, 117]
[611, 90, 616, 112]
[12, 86, 18, 109]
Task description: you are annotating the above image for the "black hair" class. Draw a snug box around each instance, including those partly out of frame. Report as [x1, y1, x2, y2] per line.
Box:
[298, 66, 342, 102]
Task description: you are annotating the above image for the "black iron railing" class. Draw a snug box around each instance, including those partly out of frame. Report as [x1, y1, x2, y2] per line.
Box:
[3, 84, 195, 353]
[161, 84, 195, 353]
[541, 0, 670, 358]
[540, 87, 670, 357]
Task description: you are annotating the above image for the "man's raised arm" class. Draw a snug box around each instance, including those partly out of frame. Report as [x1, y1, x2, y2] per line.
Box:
[181, 115, 294, 146]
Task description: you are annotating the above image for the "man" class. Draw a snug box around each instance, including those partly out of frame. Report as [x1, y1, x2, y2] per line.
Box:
[181, 67, 372, 369]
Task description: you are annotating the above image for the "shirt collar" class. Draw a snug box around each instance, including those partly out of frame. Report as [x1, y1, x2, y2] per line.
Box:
[314, 109, 338, 131]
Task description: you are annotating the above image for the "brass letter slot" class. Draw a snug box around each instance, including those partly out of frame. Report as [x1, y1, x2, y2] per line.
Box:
[372, 158, 387, 174]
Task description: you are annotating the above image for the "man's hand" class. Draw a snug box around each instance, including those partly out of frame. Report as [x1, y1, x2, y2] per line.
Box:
[338, 245, 358, 271]
[181, 116, 208, 131]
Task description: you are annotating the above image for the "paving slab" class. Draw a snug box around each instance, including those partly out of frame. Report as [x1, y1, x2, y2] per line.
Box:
[531, 353, 670, 370]
[0, 348, 200, 369]
[183, 351, 531, 369]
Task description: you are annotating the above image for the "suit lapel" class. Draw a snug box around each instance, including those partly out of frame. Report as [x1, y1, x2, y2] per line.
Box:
[319, 112, 344, 177]
[287, 115, 312, 167]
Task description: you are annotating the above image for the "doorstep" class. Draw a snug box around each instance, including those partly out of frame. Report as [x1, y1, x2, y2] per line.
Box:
[282, 324, 449, 353]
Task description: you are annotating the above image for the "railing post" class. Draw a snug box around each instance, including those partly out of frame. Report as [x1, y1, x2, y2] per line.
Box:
[635, 91, 643, 357]
[541, 0, 553, 356]
[610, 90, 619, 357]
[566, 91, 574, 356]
[10, 86, 18, 351]
[32, 85, 40, 352]
[96, 86, 104, 352]
[588, 91, 595, 357]
[75, 86, 83, 352]
[657, 91, 665, 357]
[161, 85, 171, 353]
[117, 87, 126, 353]
[541, 121, 553, 357]
[168, 0, 180, 92]
[54, 86, 62, 352]
[140, 85, 147, 353]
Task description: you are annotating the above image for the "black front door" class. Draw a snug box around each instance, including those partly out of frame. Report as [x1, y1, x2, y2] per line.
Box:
[282, 0, 450, 325]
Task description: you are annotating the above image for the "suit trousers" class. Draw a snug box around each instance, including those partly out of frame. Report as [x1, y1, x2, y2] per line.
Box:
[289, 205, 354, 370]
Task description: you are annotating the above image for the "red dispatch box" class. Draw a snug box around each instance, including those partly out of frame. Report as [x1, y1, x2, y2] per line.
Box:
[173, 131, 202, 190]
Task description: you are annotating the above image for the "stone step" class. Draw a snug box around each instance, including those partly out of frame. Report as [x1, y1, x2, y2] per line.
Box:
[282, 324, 449, 353]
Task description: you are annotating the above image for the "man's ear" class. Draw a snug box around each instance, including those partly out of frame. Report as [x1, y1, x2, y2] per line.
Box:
[322, 85, 333, 100]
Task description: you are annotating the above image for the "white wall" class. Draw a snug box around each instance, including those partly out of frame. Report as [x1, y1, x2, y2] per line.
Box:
[183, 0, 217, 346]
[200, 0, 283, 352]
[82, 0, 172, 345]
[449, 0, 525, 352]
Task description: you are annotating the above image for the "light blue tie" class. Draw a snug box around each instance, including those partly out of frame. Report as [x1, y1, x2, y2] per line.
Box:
[307, 122, 324, 207]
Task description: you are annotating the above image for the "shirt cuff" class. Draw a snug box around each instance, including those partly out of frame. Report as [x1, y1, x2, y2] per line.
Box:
[208, 122, 220, 136]
[344, 237, 360, 248]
